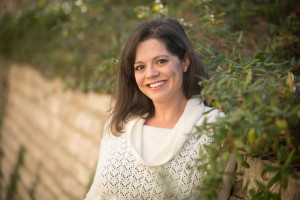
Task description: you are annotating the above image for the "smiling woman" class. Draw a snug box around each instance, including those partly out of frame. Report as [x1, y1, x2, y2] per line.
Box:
[84, 18, 236, 200]
[134, 39, 189, 120]
[110, 18, 207, 133]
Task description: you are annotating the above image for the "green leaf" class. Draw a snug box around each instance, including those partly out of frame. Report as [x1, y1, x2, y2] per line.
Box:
[234, 152, 246, 165]
[234, 152, 243, 164]
[267, 172, 281, 188]
[283, 150, 295, 169]
[243, 70, 252, 88]
[275, 119, 288, 129]
[290, 57, 296, 66]
[221, 152, 230, 161]
[286, 71, 294, 88]
[203, 108, 216, 115]
[271, 193, 280, 200]
[263, 166, 280, 174]
[285, 133, 292, 145]
[249, 188, 255, 196]
[280, 177, 288, 189]
[242, 160, 250, 168]
[234, 139, 245, 149]
[247, 128, 256, 143]
[237, 31, 243, 43]
[255, 180, 266, 190]
[243, 59, 259, 71]
[253, 191, 264, 199]
[212, 101, 222, 109]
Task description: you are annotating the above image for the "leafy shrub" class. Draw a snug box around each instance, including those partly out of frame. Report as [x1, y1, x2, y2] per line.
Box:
[0, 0, 151, 93]
[183, 1, 300, 199]
[196, 45, 300, 199]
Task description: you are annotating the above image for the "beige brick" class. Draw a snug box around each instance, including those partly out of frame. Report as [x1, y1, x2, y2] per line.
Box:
[71, 161, 92, 186]
[56, 122, 99, 168]
[19, 166, 36, 192]
[16, 179, 31, 200]
[2, 65, 112, 200]
[68, 109, 105, 138]
[76, 92, 112, 115]
[4, 112, 63, 189]
[233, 157, 300, 199]
[4, 118, 41, 175]
[1, 124, 20, 164]
[1, 156, 13, 188]
[39, 168, 65, 198]
[236, 157, 280, 194]
[60, 173, 86, 199]
[1, 144, 16, 175]
[281, 173, 300, 200]
[8, 109, 90, 197]
[45, 95, 62, 115]
[35, 182, 59, 200]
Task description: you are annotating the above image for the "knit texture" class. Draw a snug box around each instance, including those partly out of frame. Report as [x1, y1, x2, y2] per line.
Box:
[141, 126, 173, 163]
[85, 98, 233, 200]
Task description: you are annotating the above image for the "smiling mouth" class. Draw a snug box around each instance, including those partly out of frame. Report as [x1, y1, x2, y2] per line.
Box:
[148, 81, 166, 88]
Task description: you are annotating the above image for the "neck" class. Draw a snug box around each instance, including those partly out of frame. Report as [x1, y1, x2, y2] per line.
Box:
[145, 97, 188, 129]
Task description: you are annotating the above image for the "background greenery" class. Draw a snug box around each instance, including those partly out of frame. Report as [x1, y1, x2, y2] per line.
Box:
[0, 0, 299, 199]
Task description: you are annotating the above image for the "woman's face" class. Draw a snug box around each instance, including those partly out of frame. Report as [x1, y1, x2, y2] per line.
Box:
[134, 39, 189, 104]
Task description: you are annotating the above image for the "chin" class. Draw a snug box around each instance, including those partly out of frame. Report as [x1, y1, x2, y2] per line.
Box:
[148, 95, 171, 103]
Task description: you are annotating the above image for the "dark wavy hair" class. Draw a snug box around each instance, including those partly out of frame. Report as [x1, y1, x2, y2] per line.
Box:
[109, 18, 207, 136]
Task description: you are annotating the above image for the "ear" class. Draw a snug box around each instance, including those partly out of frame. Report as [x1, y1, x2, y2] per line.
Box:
[183, 54, 190, 72]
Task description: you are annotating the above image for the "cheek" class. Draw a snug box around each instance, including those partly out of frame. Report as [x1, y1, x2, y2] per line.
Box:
[134, 74, 143, 87]
[170, 66, 184, 80]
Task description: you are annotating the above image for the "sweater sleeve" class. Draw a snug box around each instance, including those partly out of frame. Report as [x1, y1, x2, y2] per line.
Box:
[84, 121, 111, 200]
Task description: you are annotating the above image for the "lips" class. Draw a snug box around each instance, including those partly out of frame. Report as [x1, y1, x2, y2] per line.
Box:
[148, 81, 166, 88]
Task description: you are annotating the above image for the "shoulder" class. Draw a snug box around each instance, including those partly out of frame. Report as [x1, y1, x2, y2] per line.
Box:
[194, 104, 225, 127]
[187, 98, 224, 123]
[203, 106, 225, 121]
[102, 115, 143, 139]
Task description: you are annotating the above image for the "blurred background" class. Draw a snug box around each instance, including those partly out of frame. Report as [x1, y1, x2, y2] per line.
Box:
[0, 0, 299, 200]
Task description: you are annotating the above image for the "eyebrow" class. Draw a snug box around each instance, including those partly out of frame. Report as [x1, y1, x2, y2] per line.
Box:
[134, 55, 169, 65]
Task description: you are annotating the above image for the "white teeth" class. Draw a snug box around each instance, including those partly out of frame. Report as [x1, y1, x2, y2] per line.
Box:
[149, 81, 165, 88]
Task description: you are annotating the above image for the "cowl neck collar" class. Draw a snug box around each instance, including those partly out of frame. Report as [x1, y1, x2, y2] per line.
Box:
[127, 98, 205, 166]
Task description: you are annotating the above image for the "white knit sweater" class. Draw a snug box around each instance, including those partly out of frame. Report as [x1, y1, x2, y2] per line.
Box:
[84, 98, 235, 200]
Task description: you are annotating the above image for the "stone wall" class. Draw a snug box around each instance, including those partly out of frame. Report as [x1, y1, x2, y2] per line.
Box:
[1, 64, 299, 200]
[230, 157, 300, 200]
[0, 64, 111, 200]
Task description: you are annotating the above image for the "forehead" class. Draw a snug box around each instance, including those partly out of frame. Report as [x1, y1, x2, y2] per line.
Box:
[135, 39, 169, 60]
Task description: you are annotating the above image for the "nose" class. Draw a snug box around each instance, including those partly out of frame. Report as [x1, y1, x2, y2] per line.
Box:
[145, 65, 159, 79]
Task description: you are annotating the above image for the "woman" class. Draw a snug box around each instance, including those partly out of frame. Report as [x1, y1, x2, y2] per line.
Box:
[85, 18, 235, 200]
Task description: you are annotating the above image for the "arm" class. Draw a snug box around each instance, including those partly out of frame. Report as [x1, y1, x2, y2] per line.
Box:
[84, 122, 111, 200]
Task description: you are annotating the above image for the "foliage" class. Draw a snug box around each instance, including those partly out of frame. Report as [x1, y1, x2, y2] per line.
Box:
[0, 0, 298, 93]
[184, 1, 300, 199]
[0, 0, 151, 93]
[196, 46, 300, 199]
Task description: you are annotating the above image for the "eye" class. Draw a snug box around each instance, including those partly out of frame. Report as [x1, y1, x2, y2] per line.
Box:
[134, 65, 145, 71]
[156, 59, 168, 66]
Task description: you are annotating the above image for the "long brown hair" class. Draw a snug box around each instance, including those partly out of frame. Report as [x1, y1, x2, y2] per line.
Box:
[109, 18, 207, 136]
